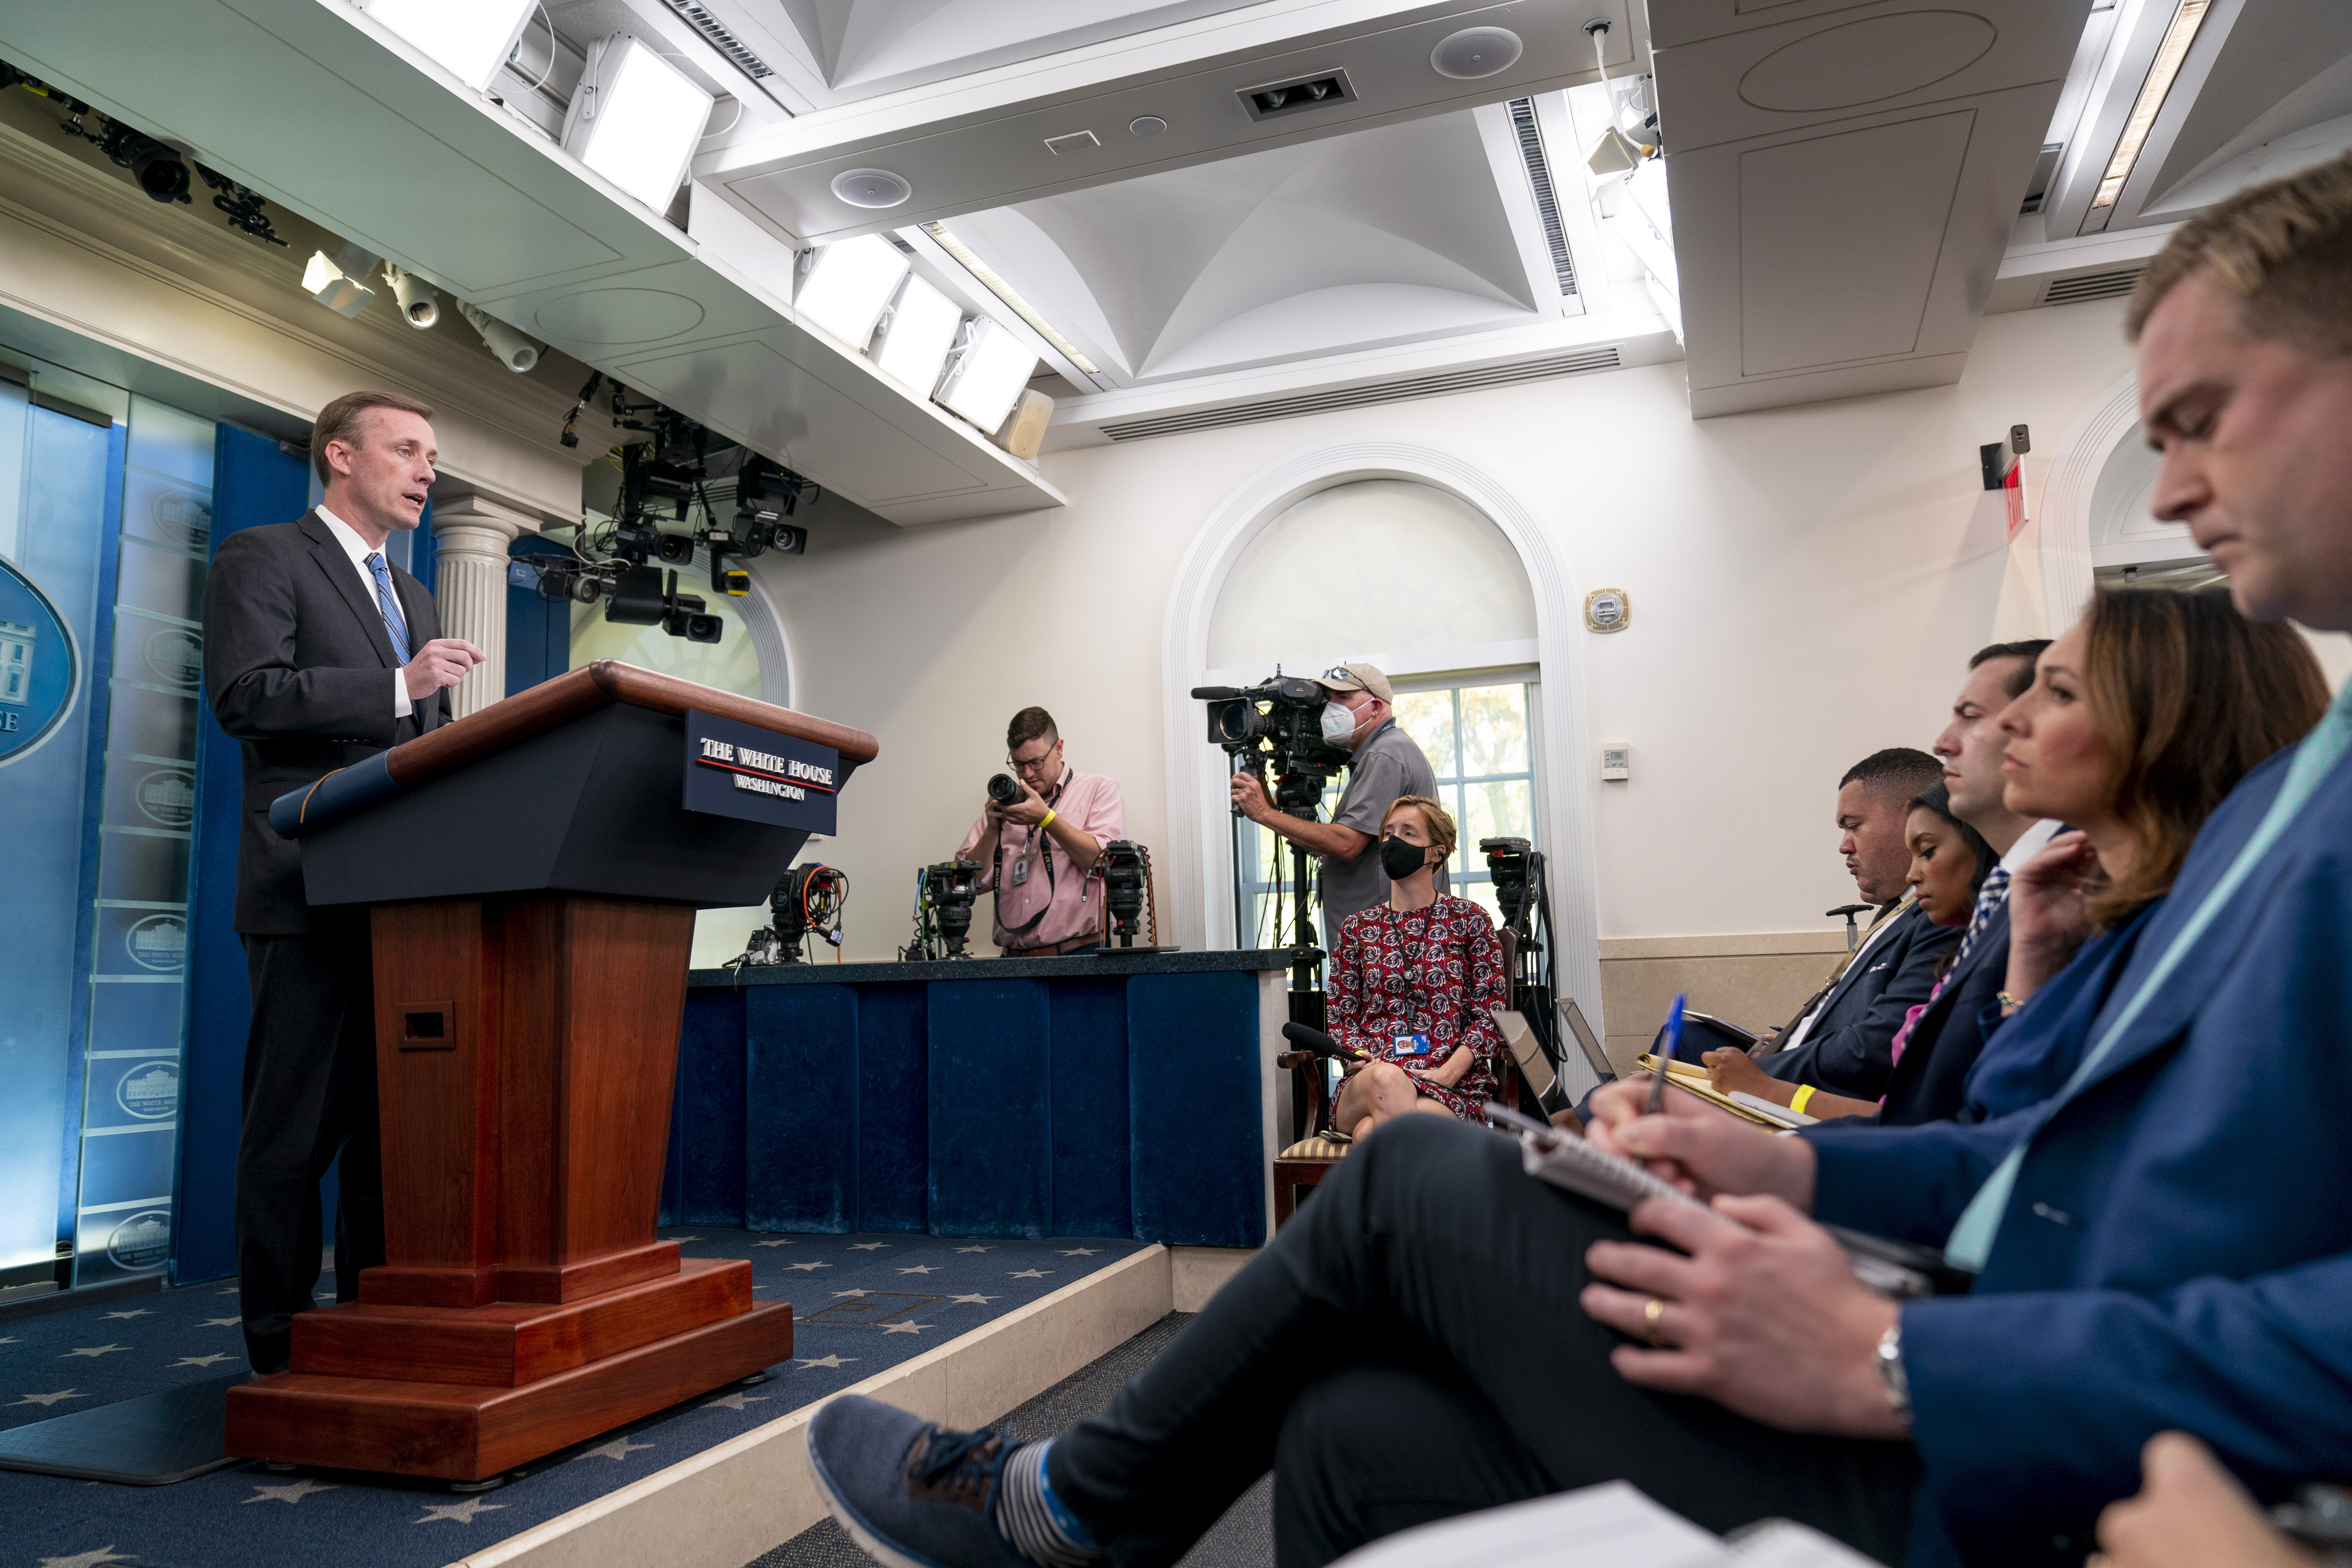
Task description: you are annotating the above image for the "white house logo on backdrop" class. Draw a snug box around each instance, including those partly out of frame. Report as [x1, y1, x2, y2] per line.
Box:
[0, 559, 78, 768]
[144, 628, 202, 688]
[126, 913, 185, 972]
[135, 767, 196, 828]
[116, 1061, 180, 1120]
[150, 488, 211, 551]
[106, 1209, 171, 1271]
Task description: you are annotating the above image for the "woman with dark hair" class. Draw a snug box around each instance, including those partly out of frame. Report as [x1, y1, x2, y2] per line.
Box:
[1708, 781, 1996, 1122]
[1962, 584, 2328, 1116]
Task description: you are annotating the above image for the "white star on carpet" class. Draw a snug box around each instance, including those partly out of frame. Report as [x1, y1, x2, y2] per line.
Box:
[848, 1242, 890, 1251]
[947, 1294, 999, 1305]
[1009, 1270, 1051, 1280]
[755, 1239, 797, 1247]
[0, 1336, 15, 1345]
[37, 1547, 136, 1567]
[11, 1390, 86, 1408]
[702, 1390, 769, 1411]
[785, 1261, 832, 1271]
[198, 1317, 241, 1328]
[62, 1345, 128, 1359]
[218, 1286, 239, 1293]
[579, 1436, 653, 1462]
[952, 1245, 993, 1254]
[312, 1292, 333, 1301]
[174, 1354, 234, 1368]
[414, 1499, 505, 1524]
[243, 1477, 338, 1505]
[897, 1265, 937, 1275]
[663, 1235, 700, 1242]
[796, 1354, 858, 1369]
[100, 1309, 153, 1320]
[881, 1321, 932, 1335]
[831, 1289, 871, 1298]
[1058, 1249, 1100, 1257]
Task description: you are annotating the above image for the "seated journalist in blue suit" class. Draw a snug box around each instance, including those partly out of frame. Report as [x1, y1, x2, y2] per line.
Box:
[801, 152, 2352, 1568]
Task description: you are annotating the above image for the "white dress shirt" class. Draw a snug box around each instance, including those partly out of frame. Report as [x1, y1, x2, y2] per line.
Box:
[2000, 817, 2065, 875]
[316, 506, 414, 719]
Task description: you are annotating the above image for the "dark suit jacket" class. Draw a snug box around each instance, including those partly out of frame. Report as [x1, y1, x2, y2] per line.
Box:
[1806, 744, 2352, 1566]
[1875, 901, 2012, 1126]
[201, 510, 448, 935]
[1761, 900, 1959, 1098]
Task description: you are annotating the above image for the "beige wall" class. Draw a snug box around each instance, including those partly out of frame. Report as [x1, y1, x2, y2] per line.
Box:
[742, 301, 2156, 1030]
[1596, 933, 1848, 1077]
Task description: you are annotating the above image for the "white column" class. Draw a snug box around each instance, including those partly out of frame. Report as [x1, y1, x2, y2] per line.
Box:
[430, 494, 533, 721]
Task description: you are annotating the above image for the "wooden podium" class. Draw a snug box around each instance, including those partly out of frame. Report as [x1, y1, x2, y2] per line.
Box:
[224, 662, 878, 1481]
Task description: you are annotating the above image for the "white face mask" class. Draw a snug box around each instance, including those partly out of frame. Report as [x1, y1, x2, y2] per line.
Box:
[1320, 701, 1358, 746]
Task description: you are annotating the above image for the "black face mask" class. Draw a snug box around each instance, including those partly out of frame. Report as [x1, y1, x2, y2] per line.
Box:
[1380, 834, 1429, 881]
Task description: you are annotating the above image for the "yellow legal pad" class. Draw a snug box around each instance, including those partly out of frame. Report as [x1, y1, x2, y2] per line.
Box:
[1633, 1054, 1804, 1129]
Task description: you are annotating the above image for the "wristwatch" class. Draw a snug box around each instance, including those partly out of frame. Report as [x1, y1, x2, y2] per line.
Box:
[1875, 1323, 1913, 1426]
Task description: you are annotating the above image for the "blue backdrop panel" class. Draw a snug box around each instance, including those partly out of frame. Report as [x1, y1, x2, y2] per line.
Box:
[746, 985, 858, 1232]
[1129, 971, 1265, 1248]
[674, 989, 748, 1227]
[927, 980, 1051, 1238]
[171, 425, 305, 1284]
[857, 984, 927, 1233]
[505, 536, 573, 697]
[1049, 978, 1131, 1238]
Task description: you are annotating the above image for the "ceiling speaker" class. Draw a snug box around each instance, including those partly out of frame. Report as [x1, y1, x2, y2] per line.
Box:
[831, 168, 913, 209]
[1430, 26, 1523, 80]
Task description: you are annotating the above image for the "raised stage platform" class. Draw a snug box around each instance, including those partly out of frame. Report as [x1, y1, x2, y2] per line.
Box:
[4, 1226, 1248, 1568]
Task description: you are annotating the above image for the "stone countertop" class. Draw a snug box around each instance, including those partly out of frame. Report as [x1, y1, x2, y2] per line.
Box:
[688, 946, 1307, 987]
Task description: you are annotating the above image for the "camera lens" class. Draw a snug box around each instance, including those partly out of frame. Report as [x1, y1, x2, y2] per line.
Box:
[986, 772, 1022, 806]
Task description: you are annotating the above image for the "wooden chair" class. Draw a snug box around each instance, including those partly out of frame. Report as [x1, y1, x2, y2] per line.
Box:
[1272, 932, 1527, 1229]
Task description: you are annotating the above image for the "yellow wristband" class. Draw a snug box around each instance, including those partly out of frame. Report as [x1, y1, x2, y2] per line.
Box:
[1038, 809, 1056, 831]
[1790, 1085, 1816, 1115]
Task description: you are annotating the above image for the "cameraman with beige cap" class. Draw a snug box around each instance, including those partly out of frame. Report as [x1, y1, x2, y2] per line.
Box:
[1230, 662, 1445, 932]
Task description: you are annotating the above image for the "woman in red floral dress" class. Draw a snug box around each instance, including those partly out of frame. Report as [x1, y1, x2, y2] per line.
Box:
[1324, 793, 1508, 1138]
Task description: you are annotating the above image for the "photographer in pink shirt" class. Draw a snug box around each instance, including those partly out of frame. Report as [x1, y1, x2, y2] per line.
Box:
[956, 706, 1126, 956]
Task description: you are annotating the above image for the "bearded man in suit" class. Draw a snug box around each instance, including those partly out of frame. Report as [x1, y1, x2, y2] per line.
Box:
[200, 390, 485, 1373]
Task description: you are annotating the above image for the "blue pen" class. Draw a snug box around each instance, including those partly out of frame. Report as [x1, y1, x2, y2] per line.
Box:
[1650, 993, 1686, 1114]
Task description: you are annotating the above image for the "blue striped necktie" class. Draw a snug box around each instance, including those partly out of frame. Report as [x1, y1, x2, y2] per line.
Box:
[1944, 682, 2352, 1271]
[1951, 866, 2012, 971]
[365, 551, 412, 664]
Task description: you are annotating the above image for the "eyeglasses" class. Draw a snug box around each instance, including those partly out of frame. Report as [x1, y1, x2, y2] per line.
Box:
[1007, 739, 1062, 775]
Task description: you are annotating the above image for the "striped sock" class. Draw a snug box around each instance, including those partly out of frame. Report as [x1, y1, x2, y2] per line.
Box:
[993, 1437, 1105, 1568]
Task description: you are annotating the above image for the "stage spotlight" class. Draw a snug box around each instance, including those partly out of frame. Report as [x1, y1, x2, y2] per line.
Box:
[935, 317, 1036, 435]
[794, 234, 910, 350]
[382, 264, 440, 328]
[561, 34, 714, 212]
[870, 274, 963, 394]
[301, 243, 381, 319]
[459, 301, 543, 372]
[361, 0, 537, 92]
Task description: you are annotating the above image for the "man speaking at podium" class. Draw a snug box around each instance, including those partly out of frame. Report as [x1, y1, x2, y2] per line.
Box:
[200, 390, 485, 1373]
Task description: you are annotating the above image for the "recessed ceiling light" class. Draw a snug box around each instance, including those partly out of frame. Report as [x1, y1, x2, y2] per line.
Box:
[1129, 116, 1167, 137]
[1430, 26, 1523, 80]
[833, 168, 913, 209]
[2090, 0, 2211, 212]
[920, 222, 1101, 377]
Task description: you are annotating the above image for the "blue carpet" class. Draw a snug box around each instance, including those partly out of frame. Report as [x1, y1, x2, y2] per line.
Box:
[2, 1228, 1149, 1567]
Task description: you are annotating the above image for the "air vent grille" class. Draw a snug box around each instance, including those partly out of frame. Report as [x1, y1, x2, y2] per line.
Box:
[662, 0, 774, 80]
[1507, 98, 1577, 296]
[2043, 266, 2144, 306]
[1099, 348, 1623, 441]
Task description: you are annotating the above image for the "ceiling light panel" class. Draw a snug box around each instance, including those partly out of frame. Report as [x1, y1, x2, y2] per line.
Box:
[2091, 0, 2211, 213]
[796, 234, 911, 349]
[872, 276, 965, 395]
[921, 222, 1099, 376]
[937, 318, 1036, 434]
[562, 34, 715, 212]
[362, 0, 537, 91]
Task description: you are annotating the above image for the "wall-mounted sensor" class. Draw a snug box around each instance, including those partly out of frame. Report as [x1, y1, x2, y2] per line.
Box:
[1601, 744, 1631, 781]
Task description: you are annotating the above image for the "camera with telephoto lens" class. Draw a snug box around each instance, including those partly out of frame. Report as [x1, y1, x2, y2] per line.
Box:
[985, 772, 1024, 808]
[1098, 839, 1155, 948]
[1191, 671, 1351, 814]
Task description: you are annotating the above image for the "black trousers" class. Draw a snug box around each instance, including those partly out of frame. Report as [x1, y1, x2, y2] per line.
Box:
[236, 925, 385, 1373]
[1048, 1116, 1918, 1568]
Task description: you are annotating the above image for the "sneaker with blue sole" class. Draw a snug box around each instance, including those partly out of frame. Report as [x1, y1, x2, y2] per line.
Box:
[808, 1395, 1043, 1568]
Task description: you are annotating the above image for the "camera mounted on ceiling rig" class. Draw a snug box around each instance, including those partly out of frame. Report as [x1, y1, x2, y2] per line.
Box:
[740, 863, 849, 966]
[904, 860, 982, 961]
[526, 386, 823, 641]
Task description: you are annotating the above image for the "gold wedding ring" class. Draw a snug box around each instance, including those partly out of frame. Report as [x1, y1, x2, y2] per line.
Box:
[1643, 1297, 1666, 1347]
